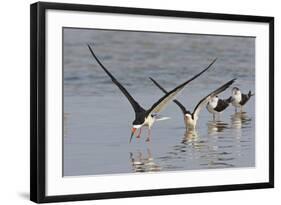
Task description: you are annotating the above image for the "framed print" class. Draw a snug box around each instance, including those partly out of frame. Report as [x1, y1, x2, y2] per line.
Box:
[30, 1, 274, 203]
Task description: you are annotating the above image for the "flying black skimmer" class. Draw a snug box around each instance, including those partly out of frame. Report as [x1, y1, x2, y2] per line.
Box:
[150, 77, 236, 130]
[88, 44, 216, 142]
[229, 87, 254, 112]
[206, 96, 232, 120]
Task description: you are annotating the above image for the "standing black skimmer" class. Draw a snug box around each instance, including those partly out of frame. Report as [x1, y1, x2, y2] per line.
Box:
[206, 96, 232, 120]
[229, 87, 254, 112]
[150, 77, 236, 130]
[88, 44, 216, 142]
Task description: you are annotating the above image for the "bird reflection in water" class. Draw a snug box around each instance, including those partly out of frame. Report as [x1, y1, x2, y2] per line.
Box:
[230, 112, 252, 150]
[129, 148, 161, 172]
[182, 130, 199, 145]
[181, 130, 206, 153]
[207, 120, 229, 135]
[231, 112, 251, 129]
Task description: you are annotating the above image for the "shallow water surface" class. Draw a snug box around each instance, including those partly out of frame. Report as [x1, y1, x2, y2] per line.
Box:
[63, 28, 255, 176]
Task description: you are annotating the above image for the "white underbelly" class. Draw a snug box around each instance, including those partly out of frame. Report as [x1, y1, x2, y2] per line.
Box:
[232, 94, 242, 107]
[232, 100, 241, 107]
[143, 115, 156, 128]
[206, 103, 216, 114]
[185, 117, 197, 130]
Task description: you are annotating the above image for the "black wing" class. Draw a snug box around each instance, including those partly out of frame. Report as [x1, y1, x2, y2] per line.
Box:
[149, 77, 187, 114]
[146, 58, 217, 117]
[225, 96, 233, 104]
[88, 45, 145, 114]
[240, 91, 253, 106]
[214, 99, 230, 112]
[192, 79, 236, 119]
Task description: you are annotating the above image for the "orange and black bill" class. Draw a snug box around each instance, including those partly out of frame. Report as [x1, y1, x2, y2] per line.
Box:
[129, 128, 137, 143]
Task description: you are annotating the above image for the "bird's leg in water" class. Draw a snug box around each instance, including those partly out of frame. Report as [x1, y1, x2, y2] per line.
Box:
[240, 106, 243, 113]
[146, 129, 151, 142]
[184, 116, 188, 131]
[212, 113, 216, 121]
[136, 128, 142, 138]
[235, 107, 237, 113]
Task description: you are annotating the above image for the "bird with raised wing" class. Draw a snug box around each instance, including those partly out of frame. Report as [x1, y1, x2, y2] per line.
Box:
[229, 87, 254, 113]
[88, 44, 216, 142]
[206, 96, 232, 120]
[150, 77, 236, 130]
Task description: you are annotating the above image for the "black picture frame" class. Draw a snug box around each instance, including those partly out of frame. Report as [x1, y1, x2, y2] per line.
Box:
[30, 1, 274, 203]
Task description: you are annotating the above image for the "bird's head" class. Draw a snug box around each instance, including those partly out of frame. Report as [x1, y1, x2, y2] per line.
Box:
[210, 96, 219, 103]
[184, 111, 192, 120]
[232, 87, 240, 95]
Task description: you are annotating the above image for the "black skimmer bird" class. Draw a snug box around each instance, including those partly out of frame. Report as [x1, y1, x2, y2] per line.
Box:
[88, 44, 216, 142]
[149, 77, 236, 130]
[229, 87, 254, 112]
[206, 96, 232, 120]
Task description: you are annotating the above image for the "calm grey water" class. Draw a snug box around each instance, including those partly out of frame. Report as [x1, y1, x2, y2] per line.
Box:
[63, 28, 255, 176]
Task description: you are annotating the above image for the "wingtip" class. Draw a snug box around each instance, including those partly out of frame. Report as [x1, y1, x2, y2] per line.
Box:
[149, 77, 156, 82]
[210, 57, 218, 65]
[249, 90, 255, 96]
[229, 78, 237, 84]
[208, 58, 218, 71]
[87, 44, 92, 51]
[87, 43, 96, 50]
